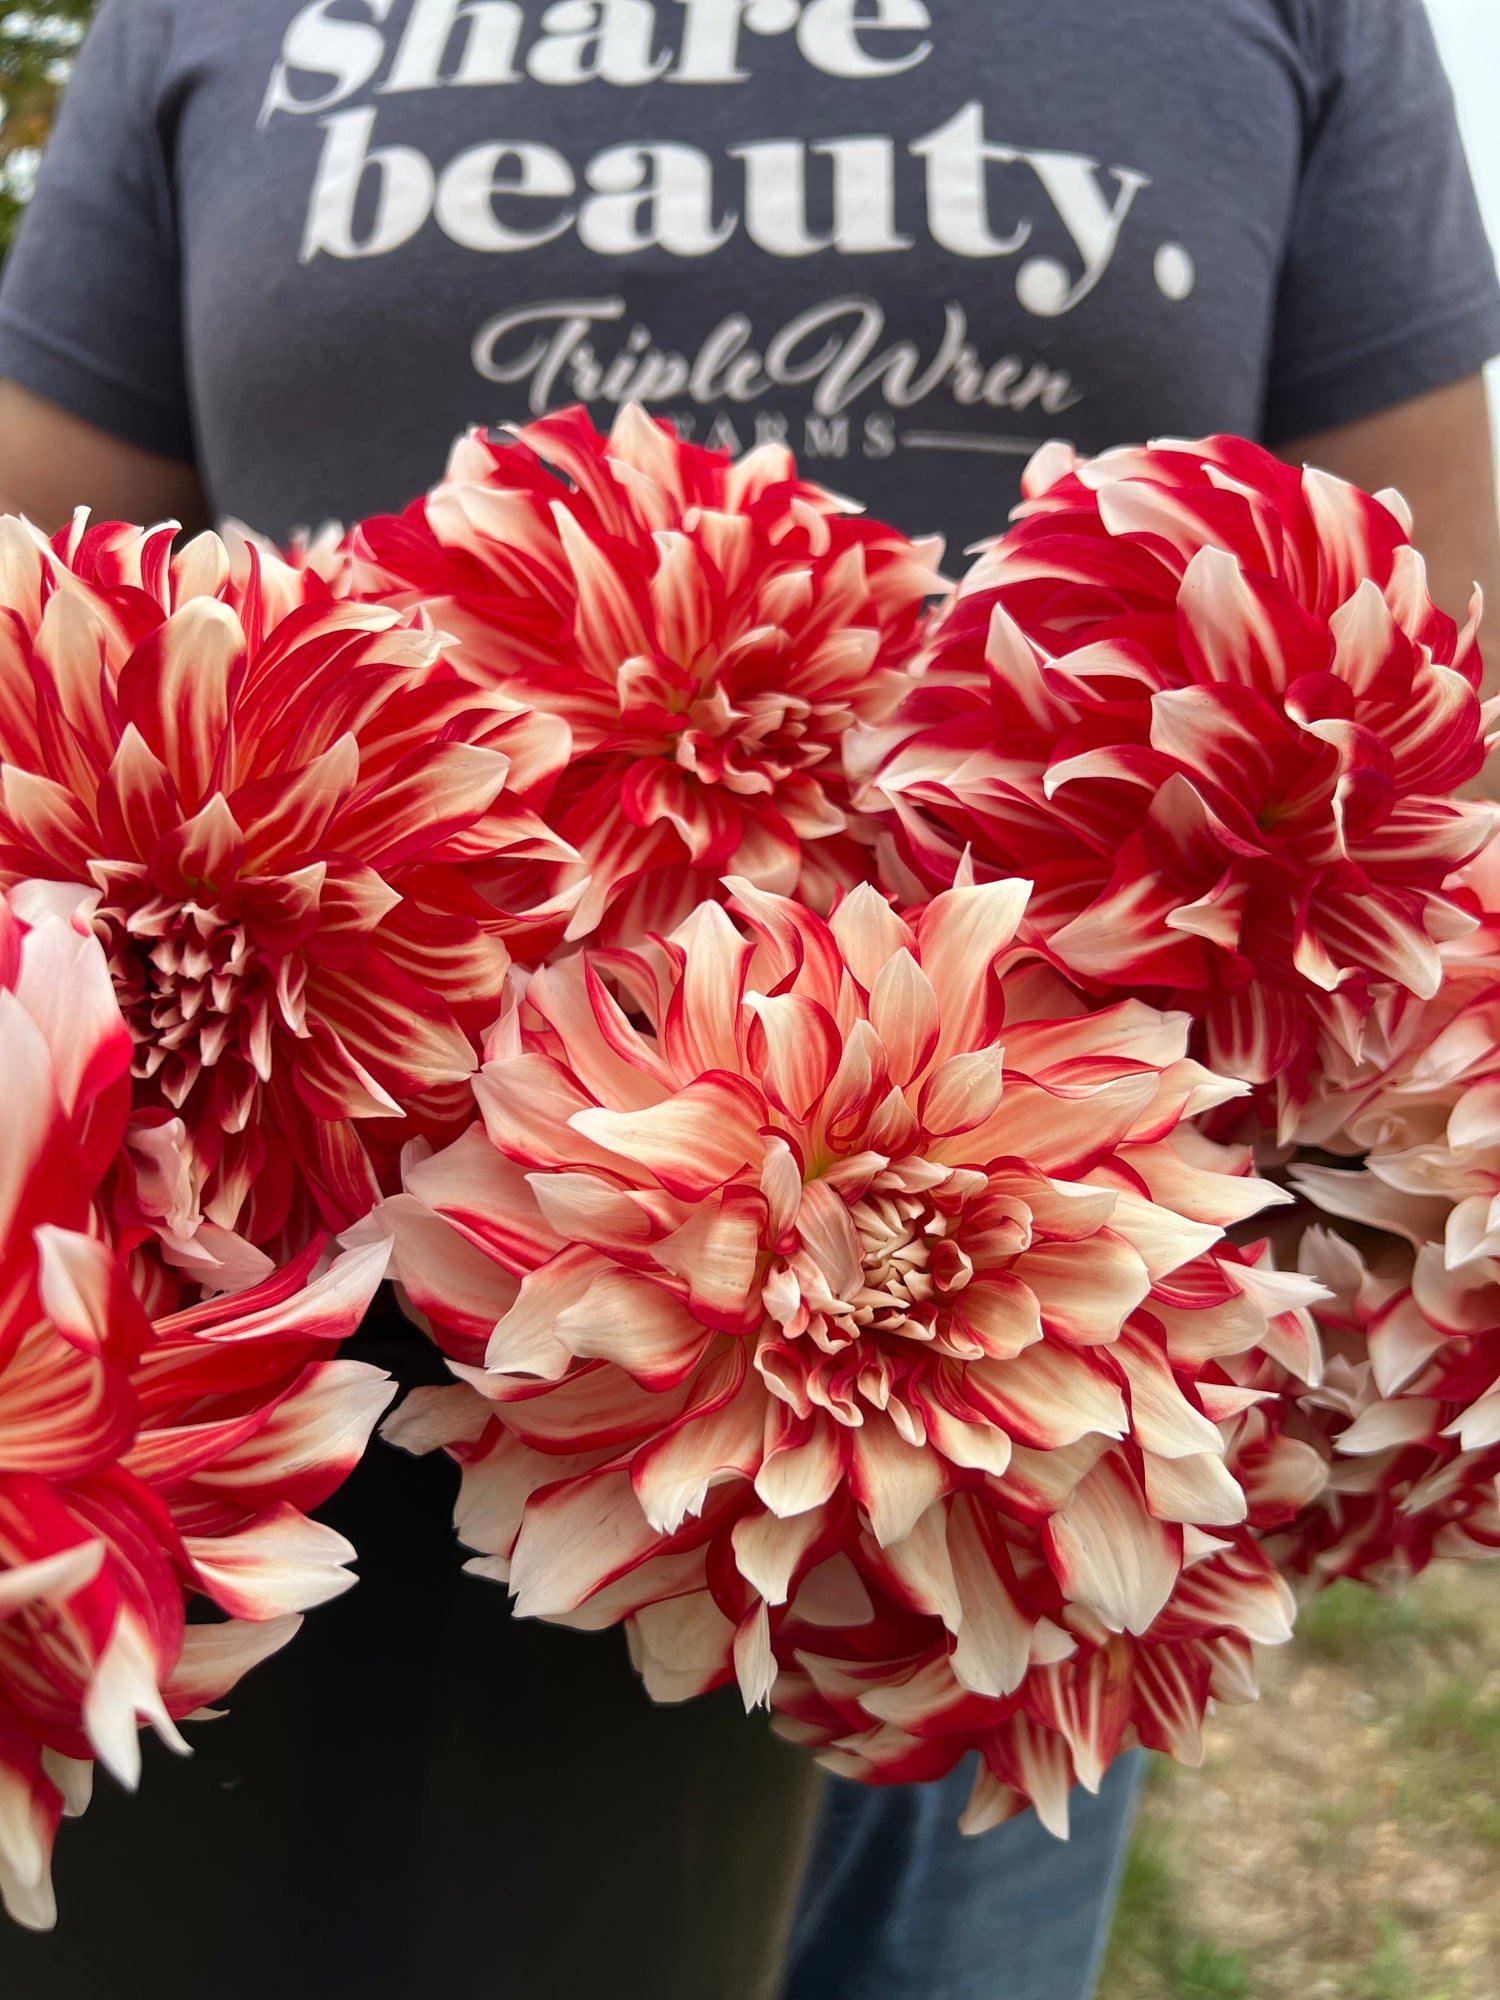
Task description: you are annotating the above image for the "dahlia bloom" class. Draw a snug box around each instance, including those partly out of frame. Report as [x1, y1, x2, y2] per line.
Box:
[366, 876, 1311, 1820]
[354, 405, 944, 947]
[0, 884, 393, 1928]
[858, 437, 1496, 1130]
[0, 514, 573, 1253]
[1276, 969, 1500, 1585]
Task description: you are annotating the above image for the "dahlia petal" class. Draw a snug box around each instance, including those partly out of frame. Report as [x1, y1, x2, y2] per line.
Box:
[755, 1410, 844, 1519]
[0, 1541, 105, 1619]
[829, 883, 915, 993]
[509, 1469, 661, 1619]
[849, 1412, 948, 1548]
[1046, 1455, 1180, 1635]
[175, 1238, 391, 1349]
[915, 881, 1030, 1061]
[868, 949, 941, 1087]
[185, 1360, 395, 1516]
[569, 1075, 764, 1199]
[968, 1345, 1128, 1449]
[235, 733, 360, 868]
[916, 1046, 1007, 1138]
[958, 1762, 1027, 1837]
[734, 1603, 777, 1710]
[1176, 542, 1329, 693]
[744, 993, 843, 1119]
[1032, 1644, 1133, 1794]
[653, 1195, 764, 1330]
[161, 1613, 305, 1713]
[0, 1749, 59, 1931]
[875, 1506, 961, 1626]
[947, 1496, 1033, 1698]
[554, 1268, 712, 1391]
[920, 1397, 1014, 1478]
[333, 744, 515, 868]
[793, 1179, 865, 1301]
[630, 1356, 761, 1534]
[0, 766, 96, 875]
[1141, 1451, 1247, 1526]
[1446, 1390, 1500, 1453]
[731, 1507, 825, 1608]
[1011, 1235, 1151, 1345]
[184, 1506, 360, 1618]
[991, 1712, 1074, 1839]
[631, 1590, 738, 1703]
[31, 1227, 119, 1354]
[1336, 1398, 1441, 1455]
[529, 956, 676, 1108]
[954, 1277, 1044, 1361]
[663, 901, 754, 1076]
[1087, 1190, 1221, 1285]
[486, 1249, 607, 1380]
[83, 1612, 188, 1791]
[11, 900, 133, 1117]
[526, 1171, 656, 1252]
[117, 594, 242, 810]
[380, 1383, 492, 1456]
[1114, 1328, 1226, 1460]
[1131, 1643, 1210, 1766]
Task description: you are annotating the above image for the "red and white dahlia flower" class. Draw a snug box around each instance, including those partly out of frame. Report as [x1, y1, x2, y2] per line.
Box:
[1273, 966, 1500, 1587]
[364, 876, 1315, 1824]
[354, 405, 944, 947]
[859, 437, 1496, 1130]
[0, 884, 393, 1928]
[0, 514, 573, 1255]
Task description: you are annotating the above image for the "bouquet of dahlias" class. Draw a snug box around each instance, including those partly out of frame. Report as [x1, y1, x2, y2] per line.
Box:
[2, 409, 1496, 1924]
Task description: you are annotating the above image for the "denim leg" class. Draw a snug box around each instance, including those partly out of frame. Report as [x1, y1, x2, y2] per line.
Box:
[784, 1750, 1146, 2000]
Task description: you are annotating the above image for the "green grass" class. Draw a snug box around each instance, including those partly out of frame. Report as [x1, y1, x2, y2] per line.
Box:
[1396, 1678, 1500, 1763]
[1297, 1581, 1433, 1663]
[1296, 1576, 1488, 1672]
[1103, 1837, 1254, 1999]
[1350, 1915, 1420, 2000]
[1338, 1911, 1463, 2000]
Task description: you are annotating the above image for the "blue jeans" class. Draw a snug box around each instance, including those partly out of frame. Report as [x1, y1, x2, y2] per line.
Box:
[785, 1750, 1145, 2000]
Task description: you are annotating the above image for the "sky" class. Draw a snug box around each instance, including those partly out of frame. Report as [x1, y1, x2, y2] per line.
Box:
[1424, 0, 1500, 413]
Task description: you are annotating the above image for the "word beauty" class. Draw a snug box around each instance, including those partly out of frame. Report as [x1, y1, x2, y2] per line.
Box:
[299, 100, 1147, 320]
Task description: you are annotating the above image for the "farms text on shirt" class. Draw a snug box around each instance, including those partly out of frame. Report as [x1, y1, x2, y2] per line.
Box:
[1, 0, 1497, 553]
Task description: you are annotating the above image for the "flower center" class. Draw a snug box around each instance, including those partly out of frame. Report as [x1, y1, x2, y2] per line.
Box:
[846, 1192, 973, 1338]
[94, 890, 294, 1118]
[673, 687, 816, 795]
[757, 1162, 1003, 1434]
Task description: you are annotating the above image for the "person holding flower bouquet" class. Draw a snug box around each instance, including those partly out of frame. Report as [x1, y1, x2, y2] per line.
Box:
[0, 2, 1497, 1997]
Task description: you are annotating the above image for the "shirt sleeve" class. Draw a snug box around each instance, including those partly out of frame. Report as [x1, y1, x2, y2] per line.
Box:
[0, 0, 193, 462]
[1262, 0, 1500, 443]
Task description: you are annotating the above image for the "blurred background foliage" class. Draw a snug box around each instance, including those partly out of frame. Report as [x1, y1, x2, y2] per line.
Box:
[0, 2, 94, 255]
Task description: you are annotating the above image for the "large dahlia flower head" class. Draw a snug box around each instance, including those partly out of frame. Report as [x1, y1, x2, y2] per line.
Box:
[0, 511, 575, 1263]
[858, 436, 1497, 1139]
[351, 404, 945, 950]
[0, 885, 393, 1929]
[366, 874, 1327, 1833]
[1260, 913, 1500, 1589]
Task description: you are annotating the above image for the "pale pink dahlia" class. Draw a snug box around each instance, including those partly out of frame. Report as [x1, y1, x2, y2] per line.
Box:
[859, 437, 1496, 1129]
[0, 514, 573, 1255]
[0, 885, 393, 1928]
[365, 877, 1309, 1818]
[354, 405, 944, 947]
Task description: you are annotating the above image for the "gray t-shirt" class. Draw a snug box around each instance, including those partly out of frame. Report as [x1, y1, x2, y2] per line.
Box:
[1, 0, 1498, 552]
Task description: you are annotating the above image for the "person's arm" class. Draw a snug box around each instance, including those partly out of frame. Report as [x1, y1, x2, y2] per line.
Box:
[0, 378, 208, 533]
[1278, 372, 1500, 669]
